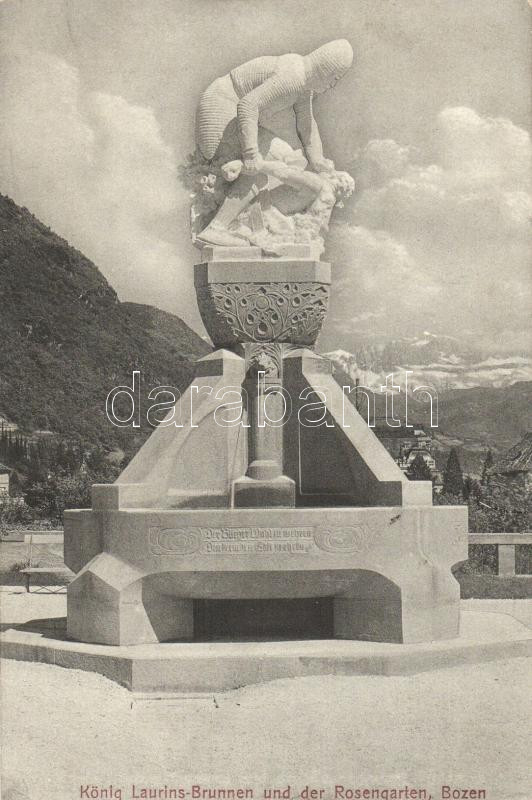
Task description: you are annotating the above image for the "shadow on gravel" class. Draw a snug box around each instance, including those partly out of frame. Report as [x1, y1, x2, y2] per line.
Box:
[1, 616, 67, 639]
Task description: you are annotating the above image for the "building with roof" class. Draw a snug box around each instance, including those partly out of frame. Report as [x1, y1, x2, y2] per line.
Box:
[0, 462, 11, 498]
[489, 432, 532, 491]
[0, 415, 18, 433]
[373, 421, 442, 489]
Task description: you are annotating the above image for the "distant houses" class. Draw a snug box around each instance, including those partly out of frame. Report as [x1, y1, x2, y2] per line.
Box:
[373, 425, 532, 497]
[373, 420, 443, 489]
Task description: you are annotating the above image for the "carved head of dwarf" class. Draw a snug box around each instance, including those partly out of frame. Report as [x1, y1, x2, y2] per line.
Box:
[305, 39, 354, 94]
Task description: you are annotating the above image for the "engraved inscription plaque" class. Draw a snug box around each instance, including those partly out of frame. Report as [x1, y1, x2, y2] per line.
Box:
[149, 526, 314, 555]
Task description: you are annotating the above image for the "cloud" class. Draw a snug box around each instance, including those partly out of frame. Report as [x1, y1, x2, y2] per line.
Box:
[436, 107, 529, 187]
[327, 224, 440, 337]
[0, 48, 189, 310]
[325, 107, 531, 354]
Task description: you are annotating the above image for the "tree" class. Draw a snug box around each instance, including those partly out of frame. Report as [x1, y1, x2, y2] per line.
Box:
[443, 447, 464, 496]
[24, 473, 93, 523]
[26, 444, 45, 483]
[407, 452, 433, 482]
[467, 480, 532, 533]
[463, 475, 481, 502]
[481, 449, 494, 485]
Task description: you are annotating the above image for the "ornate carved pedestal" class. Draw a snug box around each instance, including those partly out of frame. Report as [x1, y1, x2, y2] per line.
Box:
[195, 254, 331, 509]
[194, 257, 330, 347]
[64, 249, 468, 646]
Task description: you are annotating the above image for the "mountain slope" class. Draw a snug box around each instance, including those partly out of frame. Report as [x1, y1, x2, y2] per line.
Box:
[0, 195, 210, 452]
[431, 382, 532, 450]
[325, 334, 532, 393]
[332, 359, 532, 475]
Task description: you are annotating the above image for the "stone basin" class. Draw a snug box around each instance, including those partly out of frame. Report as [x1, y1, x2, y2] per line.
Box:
[194, 259, 331, 347]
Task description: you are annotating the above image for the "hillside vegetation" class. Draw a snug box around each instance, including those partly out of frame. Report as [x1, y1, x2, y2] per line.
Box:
[0, 195, 210, 454]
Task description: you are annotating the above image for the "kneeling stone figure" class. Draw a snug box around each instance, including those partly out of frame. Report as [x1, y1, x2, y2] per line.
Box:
[193, 39, 354, 250]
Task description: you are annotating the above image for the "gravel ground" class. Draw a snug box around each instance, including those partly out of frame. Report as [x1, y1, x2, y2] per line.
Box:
[1, 591, 531, 800]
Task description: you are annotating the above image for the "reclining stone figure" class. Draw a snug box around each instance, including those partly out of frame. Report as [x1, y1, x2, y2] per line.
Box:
[219, 156, 354, 254]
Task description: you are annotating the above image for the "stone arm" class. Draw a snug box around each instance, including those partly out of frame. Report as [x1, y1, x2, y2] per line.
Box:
[236, 64, 305, 164]
[294, 92, 328, 171]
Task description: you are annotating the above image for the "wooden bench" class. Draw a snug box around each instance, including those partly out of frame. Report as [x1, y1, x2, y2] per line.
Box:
[20, 566, 71, 593]
[19, 533, 70, 593]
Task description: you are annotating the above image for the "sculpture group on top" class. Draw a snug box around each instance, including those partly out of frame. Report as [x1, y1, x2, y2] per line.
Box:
[180, 39, 355, 256]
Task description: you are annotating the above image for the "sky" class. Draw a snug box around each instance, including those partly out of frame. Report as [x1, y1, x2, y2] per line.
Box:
[0, 0, 530, 354]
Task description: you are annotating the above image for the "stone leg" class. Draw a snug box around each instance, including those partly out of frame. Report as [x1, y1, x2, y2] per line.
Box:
[399, 567, 461, 643]
[67, 554, 193, 646]
[108, 349, 247, 509]
[333, 572, 403, 643]
[283, 348, 432, 507]
[333, 599, 403, 643]
[333, 566, 461, 644]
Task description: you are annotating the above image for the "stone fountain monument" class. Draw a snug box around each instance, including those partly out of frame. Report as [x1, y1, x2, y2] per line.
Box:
[64, 40, 467, 646]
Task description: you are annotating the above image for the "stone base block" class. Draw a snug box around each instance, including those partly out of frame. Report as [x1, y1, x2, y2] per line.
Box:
[232, 474, 296, 507]
[1, 609, 530, 693]
[66, 554, 194, 646]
